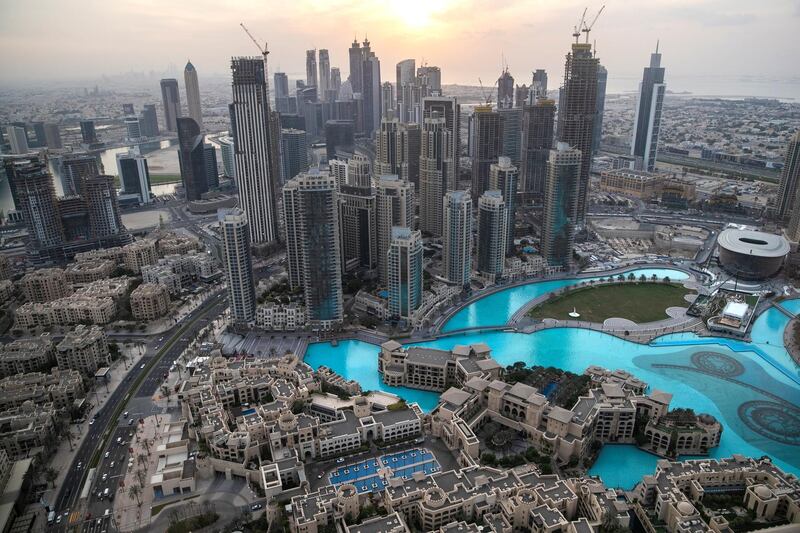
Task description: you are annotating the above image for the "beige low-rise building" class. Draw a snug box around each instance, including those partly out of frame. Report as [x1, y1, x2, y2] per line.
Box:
[17, 268, 71, 302]
[64, 259, 116, 284]
[149, 420, 196, 499]
[130, 283, 170, 321]
[0, 369, 84, 411]
[122, 239, 158, 273]
[0, 337, 55, 378]
[256, 302, 306, 331]
[0, 404, 55, 460]
[0, 255, 11, 280]
[15, 295, 116, 328]
[156, 232, 201, 256]
[55, 324, 110, 375]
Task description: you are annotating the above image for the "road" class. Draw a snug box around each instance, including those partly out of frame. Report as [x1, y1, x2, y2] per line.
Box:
[52, 289, 229, 531]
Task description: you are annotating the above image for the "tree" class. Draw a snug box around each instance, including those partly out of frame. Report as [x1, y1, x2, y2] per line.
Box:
[161, 384, 171, 403]
[627, 273, 635, 281]
[43, 467, 59, 488]
[639, 274, 647, 282]
[128, 483, 142, 506]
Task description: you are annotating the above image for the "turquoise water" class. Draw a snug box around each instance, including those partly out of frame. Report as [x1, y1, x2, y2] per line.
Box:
[303, 268, 800, 485]
[588, 445, 662, 489]
[441, 268, 688, 331]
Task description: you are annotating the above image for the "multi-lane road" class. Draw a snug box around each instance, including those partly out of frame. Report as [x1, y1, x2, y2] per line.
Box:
[52, 290, 229, 531]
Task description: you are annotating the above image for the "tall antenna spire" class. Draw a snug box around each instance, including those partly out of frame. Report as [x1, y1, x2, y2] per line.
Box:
[656, 39, 660, 53]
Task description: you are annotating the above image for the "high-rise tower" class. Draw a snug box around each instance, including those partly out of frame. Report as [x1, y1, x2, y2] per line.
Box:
[177, 117, 209, 201]
[283, 171, 343, 330]
[471, 105, 501, 199]
[631, 45, 666, 172]
[387, 227, 423, 322]
[116, 150, 151, 204]
[778, 131, 800, 223]
[541, 143, 581, 268]
[376, 175, 414, 283]
[592, 64, 608, 155]
[520, 98, 555, 195]
[230, 57, 281, 244]
[318, 49, 331, 98]
[556, 41, 598, 224]
[82, 175, 127, 244]
[497, 68, 514, 109]
[184, 61, 203, 129]
[489, 157, 519, 254]
[219, 208, 256, 324]
[306, 49, 318, 89]
[160, 78, 181, 132]
[419, 113, 455, 236]
[477, 190, 506, 282]
[443, 190, 472, 288]
[338, 183, 377, 271]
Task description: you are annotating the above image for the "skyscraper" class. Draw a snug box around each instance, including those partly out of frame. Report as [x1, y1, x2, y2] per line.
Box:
[381, 82, 395, 118]
[423, 96, 460, 174]
[116, 150, 151, 204]
[280, 128, 309, 183]
[417, 66, 441, 94]
[319, 49, 331, 98]
[515, 85, 530, 108]
[375, 118, 400, 176]
[325, 120, 355, 160]
[306, 49, 318, 89]
[79, 120, 98, 144]
[61, 153, 101, 196]
[777, 131, 800, 222]
[532, 69, 548, 98]
[219, 208, 256, 324]
[230, 56, 281, 244]
[497, 68, 514, 109]
[204, 144, 219, 190]
[387, 227, 423, 321]
[498, 106, 523, 165]
[592, 64, 608, 155]
[348, 38, 363, 93]
[347, 153, 372, 187]
[218, 136, 236, 178]
[44, 123, 62, 149]
[419, 113, 455, 236]
[631, 45, 666, 172]
[283, 171, 343, 330]
[477, 190, 506, 282]
[141, 104, 160, 137]
[274, 72, 290, 112]
[124, 117, 141, 140]
[489, 157, 519, 253]
[541, 143, 581, 268]
[160, 78, 181, 132]
[338, 183, 377, 271]
[5, 126, 28, 154]
[520, 98, 556, 195]
[184, 60, 203, 130]
[396, 58, 416, 117]
[471, 105, 501, 199]
[361, 38, 382, 135]
[398, 123, 421, 187]
[31, 122, 47, 148]
[556, 41, 599, 224]
[9, 162, 64, 253]
[443, 190, 472, 288]
[82, 175, 127, 243]
[177, 117, 209, 201]
[331, 67, 342, 93]
[376, 175, 414, 283]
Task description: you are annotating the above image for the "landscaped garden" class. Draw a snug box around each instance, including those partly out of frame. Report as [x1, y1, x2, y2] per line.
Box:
[528, 279, 692, 324]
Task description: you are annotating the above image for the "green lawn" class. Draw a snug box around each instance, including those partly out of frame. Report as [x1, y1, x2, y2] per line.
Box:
[529, 282, 692, 324]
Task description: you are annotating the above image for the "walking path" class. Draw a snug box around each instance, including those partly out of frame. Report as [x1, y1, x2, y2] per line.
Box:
[783, 317, 800, 367]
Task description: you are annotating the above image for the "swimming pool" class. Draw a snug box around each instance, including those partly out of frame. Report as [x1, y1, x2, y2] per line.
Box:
[304, 268, 800, 484]
[329, 448, 440, 493]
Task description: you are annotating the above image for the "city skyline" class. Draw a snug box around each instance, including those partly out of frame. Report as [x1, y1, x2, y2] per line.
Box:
[0, 1, 797, 98]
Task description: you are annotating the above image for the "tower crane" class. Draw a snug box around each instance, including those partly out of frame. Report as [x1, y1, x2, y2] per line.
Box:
[581, 5, 605, 43]
[240, 22, 268, 61]
[572, 7, 587, 43]
[477, 77, 494, 106]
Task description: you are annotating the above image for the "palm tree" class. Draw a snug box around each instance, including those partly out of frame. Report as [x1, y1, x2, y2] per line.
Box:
[127, 483, 142, 505]
[43, 466, 59, 488]
[161, 385, 171, 403]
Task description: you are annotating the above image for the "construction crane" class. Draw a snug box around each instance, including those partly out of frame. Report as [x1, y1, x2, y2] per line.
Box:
[572, 7, 587, 43]
[581, 5, 605, 43]
[477, 77, 492, 106]
[240, 22, 268, 60]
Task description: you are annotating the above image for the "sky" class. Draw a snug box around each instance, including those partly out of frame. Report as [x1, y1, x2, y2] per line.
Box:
[1, 0, 799, 95]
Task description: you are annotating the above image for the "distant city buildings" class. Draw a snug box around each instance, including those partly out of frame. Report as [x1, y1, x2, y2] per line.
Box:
[442, 189, 472, 288]
[592, 64, 608, 155]
[497, 68, 514, 109]
[477, 190, 507, 282]
[280, 128, 308, 183]
[177, 117, 210, 201]
[116, 150, 151, 204]
[419, 112, 455, 236]
[520, 97, 555, 196]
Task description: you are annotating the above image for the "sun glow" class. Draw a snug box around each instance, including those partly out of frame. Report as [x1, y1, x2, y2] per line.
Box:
[386, 0, 451, 30]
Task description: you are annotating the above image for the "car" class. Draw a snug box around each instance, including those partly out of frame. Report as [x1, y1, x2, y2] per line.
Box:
[104, 452, 110, 458]
[56, 515, 62, 524]
[140, 364, 146, 369]
[110, 462, 115, 468]
[317, 473, 324, 479]
[116, 437, 122, 444]
[97, 491, 103, 500]
[250, 503, 263, 511]
[89, 419, 95, 425]
[77, 462, 82, 469]
[128, 418, 134, 425]
[123, 411, 128, 418]
[336, 457, 345, 464]
[102, 474, 108, 481]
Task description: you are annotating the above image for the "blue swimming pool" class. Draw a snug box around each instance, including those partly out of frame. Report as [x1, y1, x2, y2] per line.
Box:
[304, 268, 800, 485]
[329, 448, 440, 493]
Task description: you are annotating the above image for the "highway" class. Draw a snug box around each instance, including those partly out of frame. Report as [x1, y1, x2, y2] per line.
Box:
[52, 290, 229, 531]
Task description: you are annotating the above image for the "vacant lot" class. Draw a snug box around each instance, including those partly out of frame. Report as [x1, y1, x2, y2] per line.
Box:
[529, 282, 692, 324]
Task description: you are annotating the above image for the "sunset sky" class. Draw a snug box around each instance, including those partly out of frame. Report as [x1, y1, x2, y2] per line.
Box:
[1, 0, 798, 93]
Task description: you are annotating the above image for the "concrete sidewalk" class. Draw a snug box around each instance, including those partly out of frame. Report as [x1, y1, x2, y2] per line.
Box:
[42, 342, 147, 510]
